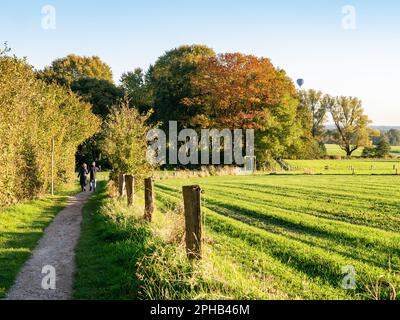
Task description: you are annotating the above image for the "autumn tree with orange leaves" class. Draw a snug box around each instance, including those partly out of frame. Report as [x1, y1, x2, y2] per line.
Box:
[183, 53, 313, 163]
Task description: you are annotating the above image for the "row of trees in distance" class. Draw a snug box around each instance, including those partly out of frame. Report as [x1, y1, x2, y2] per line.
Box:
[39, 45, 391, 167]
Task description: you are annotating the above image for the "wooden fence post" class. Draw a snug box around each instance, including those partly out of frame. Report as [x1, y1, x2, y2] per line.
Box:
[125, 175, 135, 207]
[118, 174, 126, 197]
[182, 185, 202, 260]
[144, 178, 154, 222]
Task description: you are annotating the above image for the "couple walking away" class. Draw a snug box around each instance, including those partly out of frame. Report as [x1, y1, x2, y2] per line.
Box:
[78, 162, 100, 192]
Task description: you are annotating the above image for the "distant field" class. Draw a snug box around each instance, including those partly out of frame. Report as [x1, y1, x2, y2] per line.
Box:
[155, 175, 400, 299]
[325, 144, 363, 157]
[391, 146, 400, 155]
[325, 144, 400, 157]
[285, 159, 400, 175]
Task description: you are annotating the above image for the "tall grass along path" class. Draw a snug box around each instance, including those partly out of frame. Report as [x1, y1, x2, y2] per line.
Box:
[5, 191, 92, 300]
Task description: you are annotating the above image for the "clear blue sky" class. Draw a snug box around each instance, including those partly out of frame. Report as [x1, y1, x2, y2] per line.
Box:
[1, 0, 399, 125]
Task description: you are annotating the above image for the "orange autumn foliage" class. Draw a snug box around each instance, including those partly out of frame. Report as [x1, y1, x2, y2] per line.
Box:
[182, 53, 296, 129]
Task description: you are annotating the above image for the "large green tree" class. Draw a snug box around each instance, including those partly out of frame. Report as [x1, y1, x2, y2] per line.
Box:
[326, 95, 372, 156]
[183, 52, 311, 163]
[71, 78, 123, 119]
[39, 54, 113, 86]
[299, 90, 327, 141]
[120, 68, 153, 113]
[40, 55, 123, 167]
[147, 45, 216, 129]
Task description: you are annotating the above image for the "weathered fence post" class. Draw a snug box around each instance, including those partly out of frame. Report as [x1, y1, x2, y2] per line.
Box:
[144, 178, 155, 222]
[125, 175, 135, 207]
[118, 174, 126, 197]
[182, 185, 202, 260]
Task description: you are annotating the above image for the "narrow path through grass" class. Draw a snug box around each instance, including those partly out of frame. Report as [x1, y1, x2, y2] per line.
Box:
[0, 185, 79, 298]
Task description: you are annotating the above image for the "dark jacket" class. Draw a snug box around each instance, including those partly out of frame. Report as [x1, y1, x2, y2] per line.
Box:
[78, 167, 88, 184]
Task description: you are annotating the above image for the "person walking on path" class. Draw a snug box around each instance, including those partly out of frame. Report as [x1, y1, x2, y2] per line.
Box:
[78, 163, 89, 192]
[89, 162, 100, 192]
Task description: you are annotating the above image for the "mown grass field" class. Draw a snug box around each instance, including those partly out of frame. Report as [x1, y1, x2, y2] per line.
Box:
[285, 159, 400, 175]
[325, 144, 400, 157]
[154, 174, 400, 299]
[0, 184, 80, 298]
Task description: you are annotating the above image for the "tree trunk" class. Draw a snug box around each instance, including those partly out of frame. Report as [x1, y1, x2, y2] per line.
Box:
[182, 185, 203, 260]
[125, 175, 134, 207]
[144, 178, 155, 222]
[118, 174, 126, 197]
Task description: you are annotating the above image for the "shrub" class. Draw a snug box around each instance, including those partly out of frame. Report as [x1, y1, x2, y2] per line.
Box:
[0, 56, 100, 205]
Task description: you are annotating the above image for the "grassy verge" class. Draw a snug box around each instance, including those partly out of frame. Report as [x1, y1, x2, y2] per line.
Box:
[0, 183, 80, 298]
[74, 179, 148, 299]
[73, 179, 256, 300]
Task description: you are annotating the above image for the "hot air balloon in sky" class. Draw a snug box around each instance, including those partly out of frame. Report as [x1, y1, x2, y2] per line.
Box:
[297, 79, 304, 88]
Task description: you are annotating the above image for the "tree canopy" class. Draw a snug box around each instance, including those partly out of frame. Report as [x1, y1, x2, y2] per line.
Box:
[147, 45, 216, 128]
[102, 101, 154, 179]
[39, 54, 114, 86]
[0, 56, 100, 205]
[327, 96, 371, 156]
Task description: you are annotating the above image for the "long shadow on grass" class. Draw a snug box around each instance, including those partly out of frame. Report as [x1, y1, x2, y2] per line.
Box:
[211, 182, 400, 218]
[204, 213, 387, 292]
[203, 197, 399, 269]
[155, 188, 396, 295]
[157, 185, 396, 239]
[155, 185, 399, 279]
[208, 186, 400, 233]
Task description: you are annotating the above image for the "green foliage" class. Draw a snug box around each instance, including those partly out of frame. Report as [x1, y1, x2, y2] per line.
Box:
[326, 95, 371, 156]
[71, 78, 123, 119]
[0, 56, 100, 205]
[102, 101, 154, 179]
[361, 137, 391, 159]
[147, 45, 216, 128]
[361, 146, 376, 158]
[39, 54, 114, 87]
[70, 78, 124, 168]
[120, 68, 153, 113]
[299, 90, 327, 140]
[385, 129, 400, 146]
[375, 137, 391, 158]
[255, 95, 309, 163]
[40, 55, 122, 169]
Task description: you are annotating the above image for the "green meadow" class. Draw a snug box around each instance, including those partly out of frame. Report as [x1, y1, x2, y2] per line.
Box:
[73, 173, 400, 300]
[325, 144, 400, 157]
[285, 159, 399, 174]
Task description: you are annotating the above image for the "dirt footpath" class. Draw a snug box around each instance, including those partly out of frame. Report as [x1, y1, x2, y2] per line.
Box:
[6, 191, 91, 300]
